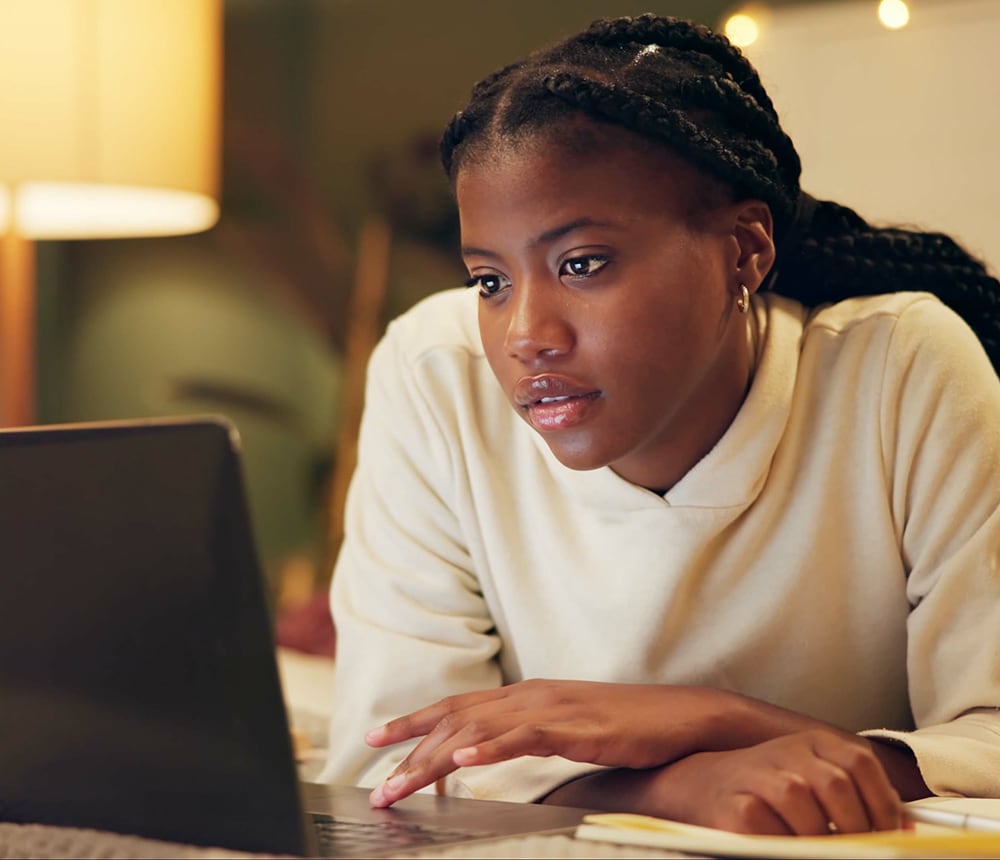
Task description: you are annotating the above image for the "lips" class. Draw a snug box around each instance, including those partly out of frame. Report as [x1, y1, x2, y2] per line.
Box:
[514, 375, 601, 432]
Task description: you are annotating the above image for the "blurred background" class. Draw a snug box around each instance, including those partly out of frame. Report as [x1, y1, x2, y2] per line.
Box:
[2, 0, 997, 652]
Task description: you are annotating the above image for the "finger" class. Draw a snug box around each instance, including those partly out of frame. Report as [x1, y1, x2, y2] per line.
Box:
[719, 792, 796, 836]
[816, 738, 901, 832]
[449, 704, 655, 770]
[806, 758, 872, 834]
[396, 699, 531, 773]
[365, 688, 510, 747]
[755, 770, 832, 836]
[373, 717, 527, 807]
[451, 721, 575, 767]
[369, 771, 412, 807]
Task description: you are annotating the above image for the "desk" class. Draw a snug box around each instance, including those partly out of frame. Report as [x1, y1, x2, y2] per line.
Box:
[0, 821, 688, 859]
[0, 821, 271, 859]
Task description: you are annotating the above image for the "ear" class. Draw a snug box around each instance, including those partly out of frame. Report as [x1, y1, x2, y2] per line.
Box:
[731, 200, 775, 295]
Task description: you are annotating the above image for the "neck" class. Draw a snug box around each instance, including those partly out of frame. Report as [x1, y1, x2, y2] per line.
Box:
[615, 307, 758, 494]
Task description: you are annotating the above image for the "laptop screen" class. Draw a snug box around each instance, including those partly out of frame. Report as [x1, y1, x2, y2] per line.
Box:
[0, 417, 308, 855]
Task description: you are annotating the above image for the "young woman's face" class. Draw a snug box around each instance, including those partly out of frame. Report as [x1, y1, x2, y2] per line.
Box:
[456, 128, 767, 492]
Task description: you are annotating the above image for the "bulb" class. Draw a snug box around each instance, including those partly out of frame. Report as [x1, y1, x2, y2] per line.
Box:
[725, 13, 760, 47]
[878, 0, 910, 30]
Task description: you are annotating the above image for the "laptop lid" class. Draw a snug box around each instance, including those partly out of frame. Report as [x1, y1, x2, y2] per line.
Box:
[0, 416, 309, 855]
[0, 416, 597, 858]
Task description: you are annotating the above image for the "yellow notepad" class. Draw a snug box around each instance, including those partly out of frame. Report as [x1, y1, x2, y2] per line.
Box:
[576, 811, 1000, 859]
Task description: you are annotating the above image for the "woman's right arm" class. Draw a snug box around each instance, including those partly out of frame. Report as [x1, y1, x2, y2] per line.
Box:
[319, 309, 503, 789]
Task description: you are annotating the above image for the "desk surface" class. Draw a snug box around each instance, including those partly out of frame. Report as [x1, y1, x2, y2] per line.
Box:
[0, 821, 687, 859]
[0, 821, 264, 859]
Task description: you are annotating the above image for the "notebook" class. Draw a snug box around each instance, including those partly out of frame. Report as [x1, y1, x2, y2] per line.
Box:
[0, 416, 591, 856]
[575, 799, 1000, 859]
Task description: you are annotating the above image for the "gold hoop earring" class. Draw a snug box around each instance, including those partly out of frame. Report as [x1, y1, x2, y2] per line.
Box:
[736, 283, 750, 314]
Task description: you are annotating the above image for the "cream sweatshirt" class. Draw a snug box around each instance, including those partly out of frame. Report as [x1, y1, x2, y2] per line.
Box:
[320, 287, 1000, 803]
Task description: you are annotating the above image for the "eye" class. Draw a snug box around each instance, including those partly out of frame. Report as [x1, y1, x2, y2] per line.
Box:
[559, 255, 610, 278]
[464, 272, 511, 298]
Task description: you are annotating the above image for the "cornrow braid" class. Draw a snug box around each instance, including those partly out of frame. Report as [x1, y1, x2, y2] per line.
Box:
[440, 58, 528, 177]
[541, 72, 793, 220]
[440, 14, 1000, 373]
[578, 13, 781, 122]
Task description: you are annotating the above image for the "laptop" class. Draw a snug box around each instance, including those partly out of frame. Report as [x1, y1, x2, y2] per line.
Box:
[0, 416, 592, 856]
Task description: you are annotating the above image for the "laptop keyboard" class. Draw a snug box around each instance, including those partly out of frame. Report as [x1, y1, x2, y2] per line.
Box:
[312, 812, 493, 856]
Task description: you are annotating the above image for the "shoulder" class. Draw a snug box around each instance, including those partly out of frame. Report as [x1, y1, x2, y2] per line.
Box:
[799, 292, 990, 377]
[806, 291, 949, 335]
[786, 292, 997, 437]
[364, 288, 504, 432]
[377, 287, 482, 368]
[365, 288, 484, 399]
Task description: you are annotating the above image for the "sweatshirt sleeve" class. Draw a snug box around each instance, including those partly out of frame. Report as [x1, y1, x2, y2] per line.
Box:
[318, 313, 503, 789]
[317, 304, 605, 800]
[860, 296, 1000, 797]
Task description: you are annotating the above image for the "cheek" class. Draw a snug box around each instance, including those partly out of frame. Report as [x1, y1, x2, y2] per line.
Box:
[599, 298, 714, 389]
[478, 313, 513, 385]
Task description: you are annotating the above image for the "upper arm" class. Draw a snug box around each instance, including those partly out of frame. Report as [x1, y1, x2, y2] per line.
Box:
[879, 297, 1000, 725]
[322, 324, 502, 786]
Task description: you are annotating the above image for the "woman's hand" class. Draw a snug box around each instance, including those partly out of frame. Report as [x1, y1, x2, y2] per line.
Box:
[366, 680, 737, 806]
[548, 729, 904, 836]
[365, 679, 774, 807]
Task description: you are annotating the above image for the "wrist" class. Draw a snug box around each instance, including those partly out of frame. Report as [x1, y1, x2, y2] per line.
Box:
[541, 756, 716, 822]
[668, 686, 751, 753]
[864, 737, 931, 801]
[705, 690, 839, 750]
[540, 764, 678, 816]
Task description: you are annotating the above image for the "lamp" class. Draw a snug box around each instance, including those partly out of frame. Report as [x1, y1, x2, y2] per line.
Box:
[0, 0, 222, 425]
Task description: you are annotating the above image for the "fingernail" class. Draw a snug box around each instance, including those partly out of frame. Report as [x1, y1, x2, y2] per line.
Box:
[369, 785, 386, 806]
[365, 726, 385, 744]
[385, 772, 407, 792]
[453, 747, 477, 764]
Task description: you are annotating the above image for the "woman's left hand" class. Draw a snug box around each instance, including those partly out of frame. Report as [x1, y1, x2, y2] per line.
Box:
[365, 679, 741, 806]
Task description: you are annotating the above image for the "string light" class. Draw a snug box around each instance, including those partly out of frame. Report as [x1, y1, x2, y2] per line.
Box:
[878, 0, 910, 29]
[724, 12, 760, 47]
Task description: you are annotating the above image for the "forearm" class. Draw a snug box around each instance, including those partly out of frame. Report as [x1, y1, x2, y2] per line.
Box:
[544, 729, 910, 835]
[543, 739, 930, 814]
[542, 694, 931, 811]
[542, 766, 667, 814]
[539, 692, 827, 813]
[694, 690, 843, 749]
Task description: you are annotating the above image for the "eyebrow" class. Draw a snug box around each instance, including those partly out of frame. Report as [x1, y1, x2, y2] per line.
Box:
[461, 217, 621, 259]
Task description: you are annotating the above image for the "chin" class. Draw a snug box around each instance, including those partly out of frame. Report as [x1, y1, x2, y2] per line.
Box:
[543, 435, 616, 473]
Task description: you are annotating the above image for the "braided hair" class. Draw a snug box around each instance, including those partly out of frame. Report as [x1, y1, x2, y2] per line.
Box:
[440, 14, 1000, 372]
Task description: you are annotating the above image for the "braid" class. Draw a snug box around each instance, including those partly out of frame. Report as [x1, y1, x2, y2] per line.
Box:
[542, 72, 792, 218]
[439, 112, 470, 177]
[778, 200, 1000, 371]
[440, 14, 1000, 374]
[578, 14, 781, 122]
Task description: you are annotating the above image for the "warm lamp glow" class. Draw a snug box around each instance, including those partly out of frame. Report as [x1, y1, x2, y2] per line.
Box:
[15, 184, 219, 240]
[0, 188, 9, 235]
[0, 0, 221, 427]
[0, 0, 222, 239]
[725, 13, 761, 47]
[879, 0, 910, 29]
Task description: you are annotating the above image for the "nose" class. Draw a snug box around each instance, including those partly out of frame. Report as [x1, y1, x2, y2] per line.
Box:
[503, 279, 574, 362]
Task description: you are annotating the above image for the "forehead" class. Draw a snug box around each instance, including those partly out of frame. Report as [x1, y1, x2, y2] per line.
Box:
[455, 126, 703, 235]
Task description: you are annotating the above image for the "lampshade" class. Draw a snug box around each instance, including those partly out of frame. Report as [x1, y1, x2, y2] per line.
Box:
[0, 0, 221, 239]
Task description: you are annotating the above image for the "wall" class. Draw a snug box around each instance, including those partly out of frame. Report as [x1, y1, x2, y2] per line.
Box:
[744, 0, 1000, 273]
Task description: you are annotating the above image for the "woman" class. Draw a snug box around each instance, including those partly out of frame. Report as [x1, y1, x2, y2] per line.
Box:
[320, 14, 1000, 835]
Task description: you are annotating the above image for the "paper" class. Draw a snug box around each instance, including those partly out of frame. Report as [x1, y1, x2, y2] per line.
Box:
[575, 808, 1000, 859]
